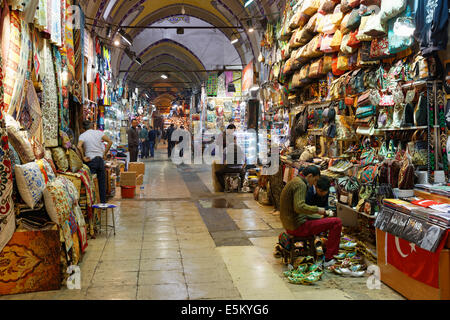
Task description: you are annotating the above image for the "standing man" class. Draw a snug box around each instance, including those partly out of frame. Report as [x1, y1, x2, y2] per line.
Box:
[77, 120, 113, 204]
[127, 119, 140, 162]
[139, 125, 149, 158]
[167, 123, 176, 158]
[148, 126, 157, 158]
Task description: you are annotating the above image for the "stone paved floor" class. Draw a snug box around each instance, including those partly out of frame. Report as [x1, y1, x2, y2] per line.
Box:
[0, 144, 404, 300]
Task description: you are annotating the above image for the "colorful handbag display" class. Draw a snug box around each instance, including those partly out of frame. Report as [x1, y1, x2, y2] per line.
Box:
[304, 13, 319, 33]
[332, 54, 346, 76]
[323, 54, 333, 73]
[340, 33, 356, 54]
[361, 10, 387, 38]
[318, 0, 336, 14]
[309, 58, 324, 78]
[337, 53, 350, 72]
[340, 13, 351, 34]
[347, 30, 361, 48]
[340, 0, 352, 14]
[301, 0, 321, 16]
[358, 164, 379, 184]
[356, 15, 373, 42]
[380, 0, 407, 22]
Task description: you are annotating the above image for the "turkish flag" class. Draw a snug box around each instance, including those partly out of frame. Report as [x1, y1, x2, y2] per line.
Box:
[386, 230, 449, 288]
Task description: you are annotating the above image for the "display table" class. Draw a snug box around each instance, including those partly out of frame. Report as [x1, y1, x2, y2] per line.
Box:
[376, 189, 450, 300]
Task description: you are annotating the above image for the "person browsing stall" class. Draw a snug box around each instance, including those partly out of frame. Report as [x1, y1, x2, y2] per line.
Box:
[77, 120, 113, 204]
[279, 166, 342, 267]
[127, 119, 140, 162]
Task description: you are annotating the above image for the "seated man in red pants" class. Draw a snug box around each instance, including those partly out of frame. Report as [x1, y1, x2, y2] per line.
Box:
[279, 165, 342, 267]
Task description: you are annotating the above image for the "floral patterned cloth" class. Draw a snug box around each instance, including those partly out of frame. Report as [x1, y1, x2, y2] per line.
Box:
[41, 39, 59, 147]
[0, 110, 15, 253]
[34, 0, 47, 32]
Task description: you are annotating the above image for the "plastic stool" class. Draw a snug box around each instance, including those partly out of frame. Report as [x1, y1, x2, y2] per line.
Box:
[93, 203, 117, 235]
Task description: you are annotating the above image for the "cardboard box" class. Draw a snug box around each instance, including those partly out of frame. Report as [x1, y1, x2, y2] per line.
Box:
[120, 171, 136, 186]
[128, 162, 145, 176]
[136, 174, 144, 186]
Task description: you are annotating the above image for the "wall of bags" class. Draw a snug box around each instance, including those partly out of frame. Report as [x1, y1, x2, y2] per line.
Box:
[259, 0, 449, 245]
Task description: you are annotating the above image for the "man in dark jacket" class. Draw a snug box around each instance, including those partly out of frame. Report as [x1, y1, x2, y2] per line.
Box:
[306, 176, 330, 209]
[148, 126, 157, 158]
[167, 124, 175, 158]
[127, 119, 140, 162]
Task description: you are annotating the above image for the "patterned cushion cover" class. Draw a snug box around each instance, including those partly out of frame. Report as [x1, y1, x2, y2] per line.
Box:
[7, 126, 35, 163]
[43, 177, 72, 224]
[51, 147, 69, 172]
[14, 161, 46, 209]
[67, 148, 82, 173]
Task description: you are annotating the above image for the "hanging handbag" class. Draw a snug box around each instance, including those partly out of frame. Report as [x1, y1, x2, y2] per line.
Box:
[322, 54, 333, 73]
[358, 164, 380, 184]
[337, 53, 350, 72]
[301, 0, 321, 16]
[304, 13, 319, 33]
[340, 0, 352, 14]
[369, 36, 391, 60]
[318, 0, 336, 14]
[320, 33, 335, 53]
[309, 58, 324, 78]
[362, 9, 387, 37]
[357, 90, 371, 106]
[388, 5, 414, 54]
[356, 105, 376, 119]
[409, 129, 428, 166]
[361, 0, 380, 6]
[330, 29, 343, 51]
[332, 54, 346, 76]
[413, 93, 427, 127]
[347, 9, 361, 31]
[340, 13, 351, 34]
[347, 30, 361, 48]
[340, 33, 356, 54]
[380, 0, 407, 22]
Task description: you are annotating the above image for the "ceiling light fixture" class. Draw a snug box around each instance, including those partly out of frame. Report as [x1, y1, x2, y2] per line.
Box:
[161, 74, 168, 79]
[247, 20, 254, 33]
[114, 39, 120, 46]
[181, 5, 185, 15]
[244, 0, 254, 7]
[118, 29, 132, 46]
[134, 57, 142, 65]
[230, 37, 238, 44]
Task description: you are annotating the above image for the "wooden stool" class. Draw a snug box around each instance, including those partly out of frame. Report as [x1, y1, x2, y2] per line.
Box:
[93, 203, 117, 235]
[287, 235, 317, 265]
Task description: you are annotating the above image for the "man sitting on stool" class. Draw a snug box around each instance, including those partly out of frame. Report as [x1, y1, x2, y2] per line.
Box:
[279, 166, 341, 267]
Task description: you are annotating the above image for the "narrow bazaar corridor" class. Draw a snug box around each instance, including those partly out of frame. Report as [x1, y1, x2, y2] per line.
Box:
[1, 146, 403, 300]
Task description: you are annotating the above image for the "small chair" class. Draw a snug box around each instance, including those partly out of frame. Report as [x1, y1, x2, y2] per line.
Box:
[92, 203, 117, 235]
[284, 235, 317, 265]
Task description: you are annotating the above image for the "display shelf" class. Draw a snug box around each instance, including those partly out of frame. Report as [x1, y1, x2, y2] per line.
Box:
[337, 203, 376, 220]
[380, 126, 428, 131]
[401, 80, 427, 88]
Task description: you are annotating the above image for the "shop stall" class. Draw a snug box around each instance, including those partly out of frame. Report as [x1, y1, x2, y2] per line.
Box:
[257, 0, 449, 294]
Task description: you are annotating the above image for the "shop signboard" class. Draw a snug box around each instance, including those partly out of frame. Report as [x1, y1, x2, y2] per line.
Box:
[242, 61, 254, 93]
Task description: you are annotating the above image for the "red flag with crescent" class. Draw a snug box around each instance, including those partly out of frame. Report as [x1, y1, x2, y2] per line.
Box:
[386, 231, 449, 288]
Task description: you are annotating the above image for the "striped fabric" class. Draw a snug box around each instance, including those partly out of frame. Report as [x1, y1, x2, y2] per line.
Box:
[3, 10, 21, 113]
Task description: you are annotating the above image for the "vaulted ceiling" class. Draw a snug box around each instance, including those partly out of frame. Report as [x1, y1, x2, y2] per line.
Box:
[81, 0, 283, 112]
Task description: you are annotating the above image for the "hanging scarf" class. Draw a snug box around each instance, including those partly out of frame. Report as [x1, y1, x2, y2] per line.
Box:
[0, 107, 15, 253]
[34, 0, 47, 32]
[53, 46, 69, 132]
[72, 5, 84, 103]
[65, 0, 75, 84]
[48, 0, 61, 47]
[2, 9, 20, 113]
[9, 18, 31, 117]
[41, 39, 59, 147]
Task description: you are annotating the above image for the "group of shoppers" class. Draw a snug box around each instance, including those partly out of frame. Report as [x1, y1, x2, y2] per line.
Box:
[127, 119, 160, 162]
